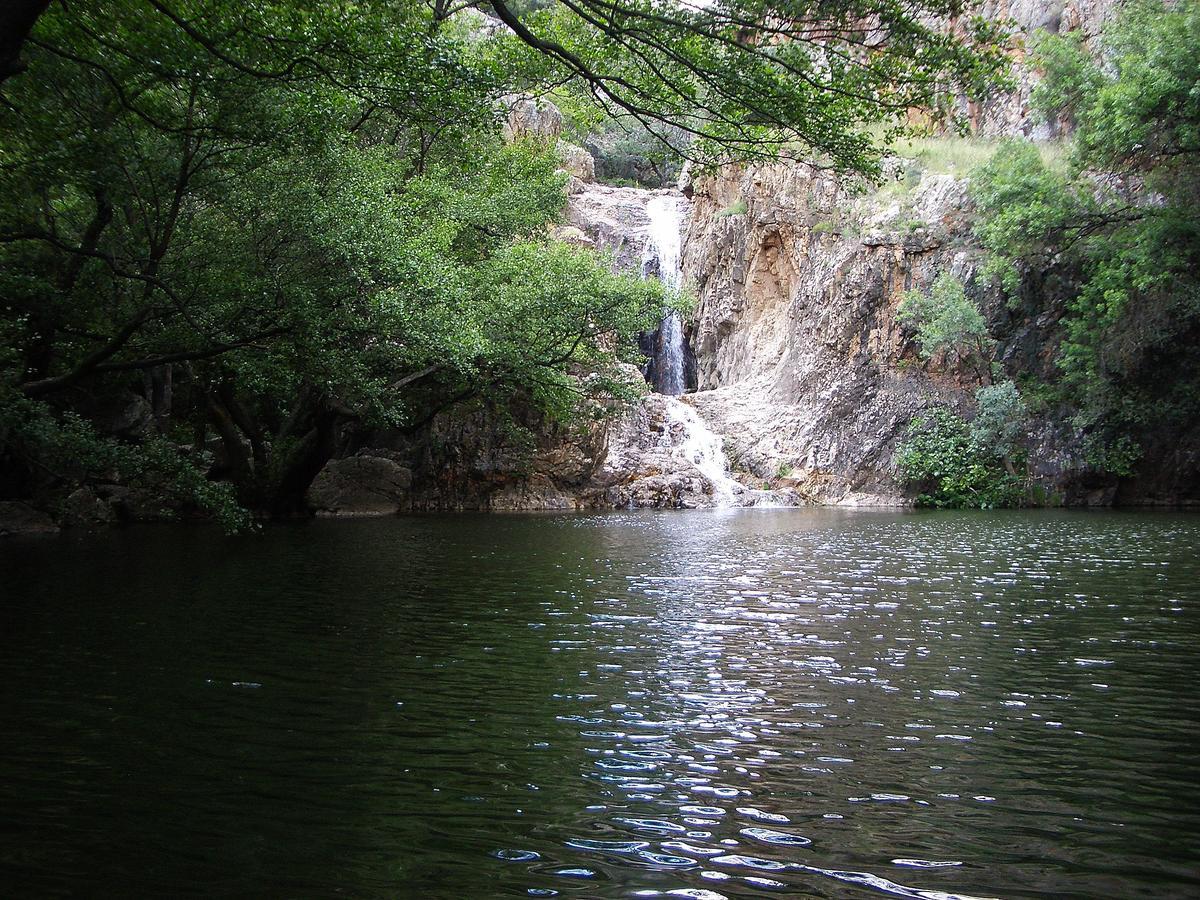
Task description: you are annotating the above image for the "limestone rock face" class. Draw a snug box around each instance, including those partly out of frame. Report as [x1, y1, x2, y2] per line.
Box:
[307, 455, 413, 516]
[671, 142, 1196, 506]
[961, 0, 1124, 137]
[564, 183, 692, 274]
[677, 163, 992, 506]
[502, 96, 563, 143]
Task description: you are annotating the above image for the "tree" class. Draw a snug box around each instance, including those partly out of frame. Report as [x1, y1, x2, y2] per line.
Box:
[0, 0, 666, 521]
[489, 0, 1011, 171]
[0, 0, 1010, 524]
[971, 380, 1026, 473]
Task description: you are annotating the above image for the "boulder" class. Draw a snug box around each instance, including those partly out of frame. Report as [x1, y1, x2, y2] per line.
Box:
[307, 455, 413, 516]
[0, 501, 59, 536]
[60, 487, 117, 527]
[502, 96, 563, 143]
[556, 140, 595, 183]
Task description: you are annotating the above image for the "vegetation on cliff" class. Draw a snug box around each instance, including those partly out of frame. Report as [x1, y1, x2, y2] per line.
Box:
[971, 0, 1200, 452]
[894, 0, 1199, 507]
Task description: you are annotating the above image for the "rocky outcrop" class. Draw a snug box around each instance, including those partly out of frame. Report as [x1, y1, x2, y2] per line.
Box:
[672, 145, 1199, 507]
[676, 163, 986, 504]
[502, 95, 598, 194]
[303, 364, 798, 515]
[307, 455, 413, 516]
[503, 96, 563, 143]
[565, 182, 664, 272]
[556, 140, 595, 184]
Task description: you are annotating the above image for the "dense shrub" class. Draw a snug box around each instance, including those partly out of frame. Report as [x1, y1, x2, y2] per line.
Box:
[897, 405, 1025, 509]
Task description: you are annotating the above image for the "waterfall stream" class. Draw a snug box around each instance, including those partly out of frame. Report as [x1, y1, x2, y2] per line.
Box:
[569, 181, 795, 508]
[658, 396, 738, 506]
[643, 195, 686, 396]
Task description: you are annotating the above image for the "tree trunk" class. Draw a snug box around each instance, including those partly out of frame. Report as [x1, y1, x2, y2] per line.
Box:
[268, 406, 344, 518]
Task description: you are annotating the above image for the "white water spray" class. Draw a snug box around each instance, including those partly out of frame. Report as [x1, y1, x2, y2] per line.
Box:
[644, 195, 682, 291]
[659, 398, 739, 505]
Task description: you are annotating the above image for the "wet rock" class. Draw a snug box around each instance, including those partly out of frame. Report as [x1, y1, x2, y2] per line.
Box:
[565, 183, 689, 274]
[99, 485, 176, 521]
[490, 474, 577, 510]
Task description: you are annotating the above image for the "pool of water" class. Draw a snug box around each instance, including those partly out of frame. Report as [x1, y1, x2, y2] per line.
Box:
[2, 509, 1198, 897]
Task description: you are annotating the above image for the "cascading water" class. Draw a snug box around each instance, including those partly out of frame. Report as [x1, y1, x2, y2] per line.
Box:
[657, 398, 739, 506]
[568, 180, 799, 509]
[643, 195, 686, 396]
[639, 193, 786, 507]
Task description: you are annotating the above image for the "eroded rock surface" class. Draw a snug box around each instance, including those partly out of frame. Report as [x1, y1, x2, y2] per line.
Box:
[676, 163, 983, 505]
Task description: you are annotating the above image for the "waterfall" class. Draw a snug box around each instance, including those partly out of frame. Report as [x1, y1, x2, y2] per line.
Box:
[643, 194, 686, 396]
[651, 397, 792, 509]
[644, 195, 682, 291]
[655, 311, 686, 396]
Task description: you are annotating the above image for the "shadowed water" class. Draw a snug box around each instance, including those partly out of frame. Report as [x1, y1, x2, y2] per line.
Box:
[1, 509, 1198, 898]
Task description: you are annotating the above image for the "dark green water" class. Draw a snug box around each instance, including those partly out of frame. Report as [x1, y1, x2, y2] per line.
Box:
[2, 510, 1198, 898]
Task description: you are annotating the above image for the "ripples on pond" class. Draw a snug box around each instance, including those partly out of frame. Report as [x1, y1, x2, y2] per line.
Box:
[1, 509, 1198, 898]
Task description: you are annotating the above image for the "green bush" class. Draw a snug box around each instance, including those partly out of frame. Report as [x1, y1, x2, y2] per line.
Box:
[1082, 433, 1142, 477]
[897, 406, 1025, 508]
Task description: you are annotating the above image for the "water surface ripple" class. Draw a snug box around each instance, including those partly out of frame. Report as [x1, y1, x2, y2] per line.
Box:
[2, 510, 1198, 898]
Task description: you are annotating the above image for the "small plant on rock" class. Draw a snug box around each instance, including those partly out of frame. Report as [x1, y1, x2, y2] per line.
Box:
[897, 272, 995, 384]
[716, 199, 749, 218]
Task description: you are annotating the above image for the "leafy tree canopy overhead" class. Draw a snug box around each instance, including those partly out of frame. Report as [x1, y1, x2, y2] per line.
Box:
[487, 0, 1012, 171]
[2, 0, 1012, 172]
[0, 0, 672, 520]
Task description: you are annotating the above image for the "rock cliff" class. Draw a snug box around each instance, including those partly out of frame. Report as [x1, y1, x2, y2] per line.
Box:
[677, 163, 987, 505]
